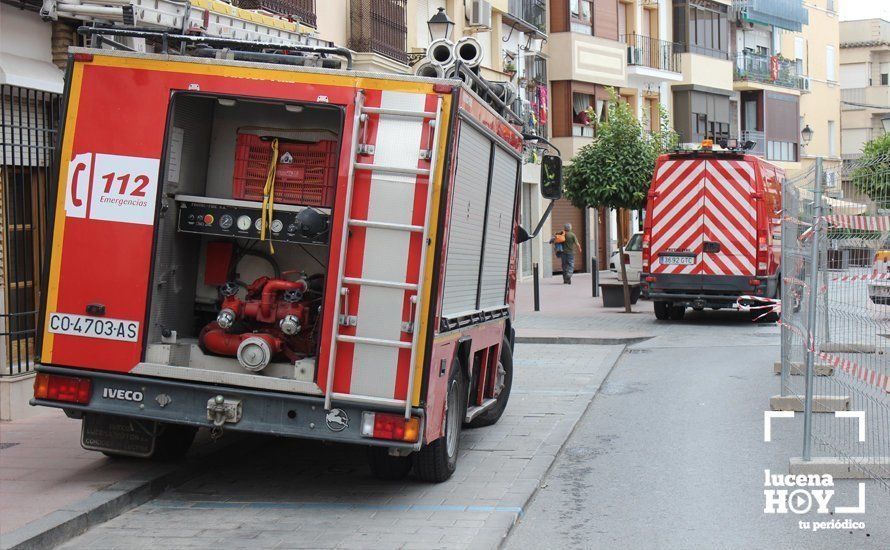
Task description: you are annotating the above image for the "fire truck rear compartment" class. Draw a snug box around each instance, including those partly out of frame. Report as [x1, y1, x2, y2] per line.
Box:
[141, 92, 343, 393]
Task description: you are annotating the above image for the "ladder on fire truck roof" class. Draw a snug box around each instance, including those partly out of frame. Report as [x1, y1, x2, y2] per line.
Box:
[324, 90, 444, 420]
[40, 0, 331, 48]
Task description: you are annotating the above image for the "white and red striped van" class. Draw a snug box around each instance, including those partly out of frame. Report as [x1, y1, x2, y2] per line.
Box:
[640, 148, 784, 319]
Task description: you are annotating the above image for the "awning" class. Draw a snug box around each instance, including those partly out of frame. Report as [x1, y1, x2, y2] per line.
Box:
[0, 52, 64, 94]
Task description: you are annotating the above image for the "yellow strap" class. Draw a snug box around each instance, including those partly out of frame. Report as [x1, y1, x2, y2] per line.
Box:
[260, 138, 278, 254]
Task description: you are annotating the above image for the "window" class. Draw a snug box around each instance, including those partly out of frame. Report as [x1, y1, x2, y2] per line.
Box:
[570, 0, 593, 33]
[794, 36, 805, 62]
[828, 120, 836, 157]
[826, 45, 836, 82]
[571, 92, 599, 137]
[767, 141, 798, 162]
[677, 0, 728, 58]
[881, 63, 889, 86]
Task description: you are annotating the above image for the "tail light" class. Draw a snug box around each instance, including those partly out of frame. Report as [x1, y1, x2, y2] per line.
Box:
[756, 235, 769, 276]
[642, 233, 650, 270]
[33, 373, 91, 404]
[361, 412, 420, 443]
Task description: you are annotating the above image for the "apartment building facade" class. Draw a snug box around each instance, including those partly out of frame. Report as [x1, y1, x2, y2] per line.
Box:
[840, 18, 890, 161]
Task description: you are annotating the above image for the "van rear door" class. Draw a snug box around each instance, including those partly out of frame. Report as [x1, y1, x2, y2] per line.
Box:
[700, 158, 757, 277]
[649, 158, 706, 280]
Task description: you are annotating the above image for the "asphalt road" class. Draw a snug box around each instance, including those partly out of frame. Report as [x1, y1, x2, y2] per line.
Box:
[505, 311, 890, 550]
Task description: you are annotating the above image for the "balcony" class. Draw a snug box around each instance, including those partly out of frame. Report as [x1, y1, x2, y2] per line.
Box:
[734, 51, 804, 91]
[740, 130, 765, 157]
[504, 0, 546, 36]
[622, 34, 681, 79]
[236, 0, 316, 27]
[349, 0, 408, 66]
[841, 87, 890, 112]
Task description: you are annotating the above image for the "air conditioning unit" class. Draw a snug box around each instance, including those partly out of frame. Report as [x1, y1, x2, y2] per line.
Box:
[627, 47, 643, 65]
[469, 0, 492, 29]
[799, 75, 812, 92]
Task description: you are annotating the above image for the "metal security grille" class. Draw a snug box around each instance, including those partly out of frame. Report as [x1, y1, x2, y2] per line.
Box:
[0, 85, 61, 376]
[349, 0, 408, 65]
[780, 154, 890, 492]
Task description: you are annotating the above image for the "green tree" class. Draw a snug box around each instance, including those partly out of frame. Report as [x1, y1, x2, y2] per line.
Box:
[564, 88, 677, 310]
[851, 133, 890, 208]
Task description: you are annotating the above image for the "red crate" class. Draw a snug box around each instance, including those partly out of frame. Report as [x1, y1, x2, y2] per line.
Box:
[232, 133, 338, 207]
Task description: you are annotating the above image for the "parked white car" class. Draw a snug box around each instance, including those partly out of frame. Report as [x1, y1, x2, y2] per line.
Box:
[610, 232, 643, 282]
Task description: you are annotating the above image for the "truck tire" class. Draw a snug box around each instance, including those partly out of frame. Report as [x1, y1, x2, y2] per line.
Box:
[101, 422, 196, 461]
[414, 365, 466, 483]
[654, 301, 670, 320]
[669, 306, 686, 320]
[366, 446, 413, 480]
[465, 339, 513, 428]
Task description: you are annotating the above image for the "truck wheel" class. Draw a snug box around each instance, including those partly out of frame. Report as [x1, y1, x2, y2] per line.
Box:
[366, 446, 413, 480]
[465, 339, 513, 429]
[414, 365, 466, 483]
[669, 306, 686, 321]
[654, 301, 670, 320]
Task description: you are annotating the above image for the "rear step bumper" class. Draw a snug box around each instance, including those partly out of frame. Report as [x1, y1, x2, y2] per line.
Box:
[641, 272, 778, 308]
[32, 365, 423, 450]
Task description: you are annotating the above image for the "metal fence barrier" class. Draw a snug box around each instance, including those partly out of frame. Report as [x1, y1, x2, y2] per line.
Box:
[780, 154, 890, 491]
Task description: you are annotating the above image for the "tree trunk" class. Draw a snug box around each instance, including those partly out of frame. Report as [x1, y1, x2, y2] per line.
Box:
[618, 241, 632, 313]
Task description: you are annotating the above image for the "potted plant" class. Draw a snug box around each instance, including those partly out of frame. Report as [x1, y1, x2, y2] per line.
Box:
[503, 61, 516, 78]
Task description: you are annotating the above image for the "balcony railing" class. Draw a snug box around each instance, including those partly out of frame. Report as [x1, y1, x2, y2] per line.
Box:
[841, 88, 866, 110]
[506, 0, 546, 35]
[674, 42, 730, 61]
[621, 34, 681, 74]
[349, 0, 408, 65]
[734, 51, 803, 90]
[731, 0, 809, 33]
[236, 0, 316, 27]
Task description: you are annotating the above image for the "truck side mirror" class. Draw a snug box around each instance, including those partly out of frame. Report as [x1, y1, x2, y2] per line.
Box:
[541, 155, 563, 200]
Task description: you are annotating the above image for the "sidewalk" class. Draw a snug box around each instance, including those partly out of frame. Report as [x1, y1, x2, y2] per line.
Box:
[0, 409, 227, 549]
[515, 271, 656, 344]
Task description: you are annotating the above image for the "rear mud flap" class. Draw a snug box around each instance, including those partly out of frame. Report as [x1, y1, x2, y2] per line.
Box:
[81, 413, 158, 457]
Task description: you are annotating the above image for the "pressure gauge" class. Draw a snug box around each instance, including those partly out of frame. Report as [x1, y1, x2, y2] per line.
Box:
[237, 215, 252, 231]
[271, 219, 284, 233]
[254, 218, 263, 231]
[219, 214, 234, 230]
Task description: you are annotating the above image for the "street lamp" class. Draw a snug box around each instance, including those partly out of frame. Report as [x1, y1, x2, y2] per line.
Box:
[428, 8, 455, 42]
[801, 124, 814, 147]
[882, 115, 890, 135]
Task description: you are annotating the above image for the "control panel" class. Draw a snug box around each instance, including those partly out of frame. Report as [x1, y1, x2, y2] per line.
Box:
[175, 195, 330, 246]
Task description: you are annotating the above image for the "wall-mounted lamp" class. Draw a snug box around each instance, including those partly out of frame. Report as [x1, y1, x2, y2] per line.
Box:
[428, 8, 455, 42]
[801, 124, 814, 146]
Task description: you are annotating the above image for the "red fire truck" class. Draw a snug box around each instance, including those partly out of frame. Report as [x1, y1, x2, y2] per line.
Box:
[640, 145, 783, 319]
[32, 34, 561, 482]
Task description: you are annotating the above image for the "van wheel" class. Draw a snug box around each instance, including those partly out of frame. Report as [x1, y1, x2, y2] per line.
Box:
[414, 365, 466, 483]
[465, 339, 513, 429]
[654, 301, 671, 320]
[366, 446, 413, 480]
[669, 306, 686, 320]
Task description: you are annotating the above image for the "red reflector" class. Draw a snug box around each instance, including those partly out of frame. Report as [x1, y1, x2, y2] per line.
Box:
[73, 53, 94, 63]
[749, 279, 761, 286]
[34, 373, 91, 404]
[433, 84, 454, 94]
[646, 276, 657, 283]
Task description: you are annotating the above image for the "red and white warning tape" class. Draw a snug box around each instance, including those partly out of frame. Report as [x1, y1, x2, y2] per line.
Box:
[830, 271, 890, 283]
[779, 320, 890, 393]
[824, 215, 890, 231]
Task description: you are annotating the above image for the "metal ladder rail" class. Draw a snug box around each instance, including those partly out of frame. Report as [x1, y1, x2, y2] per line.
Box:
[402, 96, 444, 419]
[323, 94, 443, 416]
[324, 90, 366, 412]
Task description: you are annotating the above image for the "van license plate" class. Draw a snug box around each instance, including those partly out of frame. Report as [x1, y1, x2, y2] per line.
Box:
[48, 313, 139, 342]
[660, 255, 695, 266]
